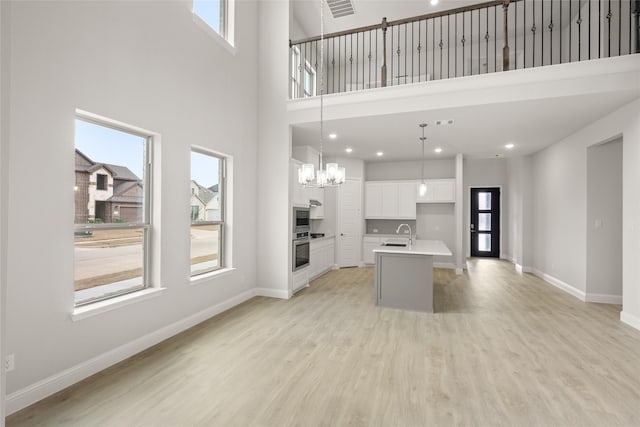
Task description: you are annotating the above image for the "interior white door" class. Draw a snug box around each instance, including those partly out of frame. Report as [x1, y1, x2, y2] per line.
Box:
[338, 178, 362, 267]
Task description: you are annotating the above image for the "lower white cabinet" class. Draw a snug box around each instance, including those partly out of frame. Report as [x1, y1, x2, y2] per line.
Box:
[363, 236, 383, 264]
[310, 238, 335, 280]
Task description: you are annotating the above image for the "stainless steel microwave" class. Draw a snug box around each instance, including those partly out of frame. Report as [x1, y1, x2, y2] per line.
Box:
[293, 207, 310, 233]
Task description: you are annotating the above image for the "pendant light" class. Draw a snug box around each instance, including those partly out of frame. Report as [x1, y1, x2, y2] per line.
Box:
[419, 123, 427, 197]
[298, 0, 345, 188]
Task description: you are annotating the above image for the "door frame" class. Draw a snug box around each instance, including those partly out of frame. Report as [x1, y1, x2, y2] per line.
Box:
[336, 177, 363, 268]
[466, 185, 503, 259]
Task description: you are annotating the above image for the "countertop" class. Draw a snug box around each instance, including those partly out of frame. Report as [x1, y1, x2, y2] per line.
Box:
[310, 235, 335, 242]
[372, 239, 452, 256]
[364, 234, 417, 239]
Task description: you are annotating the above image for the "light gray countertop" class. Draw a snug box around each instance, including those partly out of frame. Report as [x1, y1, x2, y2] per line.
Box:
[310, 235, 335, 242]
[372, 239, 452, 256]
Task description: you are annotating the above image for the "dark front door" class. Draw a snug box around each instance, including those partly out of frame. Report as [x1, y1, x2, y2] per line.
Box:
[470, 188, 500, 258]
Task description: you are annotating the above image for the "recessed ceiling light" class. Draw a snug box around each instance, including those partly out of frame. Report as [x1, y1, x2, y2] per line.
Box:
[376, 151, 384, 157]
[505, 143, 515, 149]
[430, 0, 439, 5]
[329, 133, 337, 139]
[345, 148, 353, 153]
[435, 119, 454, 126]
[434, 147, 443, 153]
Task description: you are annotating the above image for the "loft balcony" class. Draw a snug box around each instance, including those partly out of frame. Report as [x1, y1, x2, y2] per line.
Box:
[289, 0, 640, 100]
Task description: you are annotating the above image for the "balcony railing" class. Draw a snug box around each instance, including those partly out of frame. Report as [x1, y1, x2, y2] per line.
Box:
[290, 0, 640, 99]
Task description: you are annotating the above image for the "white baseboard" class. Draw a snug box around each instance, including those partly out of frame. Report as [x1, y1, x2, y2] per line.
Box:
[620, 311, 640, 331]
[6, 288, 257, 415]
[514, 264, 533, 274]
[585, 293, 623, 305]
[434, 262, 456, 270]
[515, 263, 524, 273]
[255, 287, 290, 299]
[455, 268, 464, 275]
[531, 268, 586, 301]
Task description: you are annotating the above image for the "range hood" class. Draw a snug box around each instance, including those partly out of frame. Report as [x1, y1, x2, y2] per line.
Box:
[309, 199, 322, 207]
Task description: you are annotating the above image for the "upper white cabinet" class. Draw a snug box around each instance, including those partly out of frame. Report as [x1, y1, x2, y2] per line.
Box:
[365, 181, 417, 219]
[309, 187, 324, 219]
[416, 179, 455, 203]
[290, 159, 311, 207]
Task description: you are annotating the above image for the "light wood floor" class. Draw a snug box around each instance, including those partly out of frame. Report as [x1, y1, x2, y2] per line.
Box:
[8, 259, 640, 426]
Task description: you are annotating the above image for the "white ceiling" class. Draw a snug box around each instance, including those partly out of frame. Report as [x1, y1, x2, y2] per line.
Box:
[293, 0, 486, 40]
[292, 90, 639, 162]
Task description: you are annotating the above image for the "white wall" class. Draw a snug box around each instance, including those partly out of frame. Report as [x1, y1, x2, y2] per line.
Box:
[506, 155, 533, 269]
[587, 138, 623, 302]
[5, 0, 259, 412]
[258, 0, 291, 298]
[531, 98, 640, 328]
[463, 158, 509, 259]
[365, 159, 455, 181]
[1, 1, 8, 423]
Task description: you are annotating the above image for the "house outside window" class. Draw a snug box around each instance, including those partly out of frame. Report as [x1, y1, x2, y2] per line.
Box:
[74, 116, 151, 306]
[190, 148, 225, 277]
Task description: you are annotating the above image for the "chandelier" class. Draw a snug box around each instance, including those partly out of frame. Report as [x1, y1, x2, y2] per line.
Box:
[419, 123, 427, 197]
[298, 0, 345, 188]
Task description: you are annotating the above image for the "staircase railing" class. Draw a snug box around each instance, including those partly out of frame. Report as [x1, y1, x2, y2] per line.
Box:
[290, 0, 640, 99]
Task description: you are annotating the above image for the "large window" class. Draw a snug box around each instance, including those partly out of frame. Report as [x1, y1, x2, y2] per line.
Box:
[303, 61, 316, 97]
[291, 46, 301, 99]
[193, 0, 229, 40]
[190, 148, 225, 277]
[74, 116, 151, 306]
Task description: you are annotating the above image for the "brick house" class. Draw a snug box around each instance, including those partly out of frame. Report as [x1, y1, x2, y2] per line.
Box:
[74, 149, 143, 224]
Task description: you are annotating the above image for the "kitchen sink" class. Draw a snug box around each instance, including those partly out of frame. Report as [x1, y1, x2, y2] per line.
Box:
[381, 238, 410, 247]
[381, 242, 408, 247]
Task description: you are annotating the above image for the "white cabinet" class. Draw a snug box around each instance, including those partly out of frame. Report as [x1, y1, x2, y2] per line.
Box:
[309, 187, 324, 219]
[363, 236, 383, 264]
[364, 181, 417, 219]
[310, 238, 335, 280]
[398, 182, 418, 218]
[416, 179, 455, 203]
[290, 159, 315, 207]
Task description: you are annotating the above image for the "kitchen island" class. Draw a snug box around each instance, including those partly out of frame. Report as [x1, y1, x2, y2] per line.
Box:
[373, 240, 452, 313]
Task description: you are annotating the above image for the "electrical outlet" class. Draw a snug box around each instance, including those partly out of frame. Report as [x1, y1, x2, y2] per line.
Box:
[5, 354, 15, 372]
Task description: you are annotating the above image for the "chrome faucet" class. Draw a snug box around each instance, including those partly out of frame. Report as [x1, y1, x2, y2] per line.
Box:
[396, 223, 412, 246]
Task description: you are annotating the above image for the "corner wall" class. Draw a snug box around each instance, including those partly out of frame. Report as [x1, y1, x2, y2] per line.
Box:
[530, 98, 640, 329]
[5, 0, 259, 413]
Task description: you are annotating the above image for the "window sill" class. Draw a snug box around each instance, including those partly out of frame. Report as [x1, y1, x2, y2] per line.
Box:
[71, 287, 166, 322]
[190, 267, 236, 286]
[192, 14, 236, 56]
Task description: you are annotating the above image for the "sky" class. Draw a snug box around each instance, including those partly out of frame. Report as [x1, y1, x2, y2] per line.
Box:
[75, 119, 220, 189]
[193, 0, 222, 34]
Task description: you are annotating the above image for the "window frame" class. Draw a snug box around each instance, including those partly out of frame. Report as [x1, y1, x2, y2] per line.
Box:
[291, 46, 301, 99]
[303, 60, 316, 98]
[190, 147, 226, 278]
[192, 0, 234, 47]
[73, 115, 153, 307]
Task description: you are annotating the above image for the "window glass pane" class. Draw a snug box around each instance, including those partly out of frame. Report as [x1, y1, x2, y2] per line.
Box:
[74, 228, 145, 305]
[74, 118, 149, 305]
[478, 213, 491, 231]
[190, 224, 221, 275]
[193, 0, 223, 35]
[478, 234, 491, 252]
[478, 191, 492, 210]
[75, 119, 146, 225]
[191, 150, 223, 276]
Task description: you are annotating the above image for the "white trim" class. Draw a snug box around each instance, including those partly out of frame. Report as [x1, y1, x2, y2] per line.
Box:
[71, 287, 166, 321]
[434, 262, 456, 270]
[531, 268, 586, 301]
[9, 288, 257, 414]
[191, 9, 237, 55]
[255, 287, 290, 299]
[515, 263, 523, 273]
[190, 267, 237, 285]
[620, 311, 640, 331]
[585, 293, 623, 305]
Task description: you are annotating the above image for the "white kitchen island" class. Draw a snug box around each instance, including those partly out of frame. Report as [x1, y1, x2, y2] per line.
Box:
[373, 240, 452, 313]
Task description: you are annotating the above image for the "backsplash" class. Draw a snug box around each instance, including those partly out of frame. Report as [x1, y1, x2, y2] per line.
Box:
[366, 219, 417, 235]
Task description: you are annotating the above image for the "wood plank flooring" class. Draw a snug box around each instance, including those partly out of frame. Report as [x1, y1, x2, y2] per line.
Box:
[7, 259, 640, 426]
